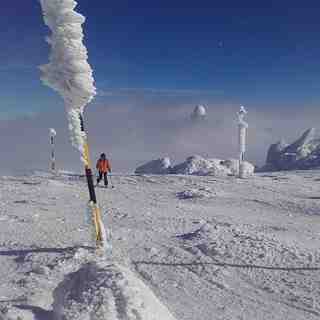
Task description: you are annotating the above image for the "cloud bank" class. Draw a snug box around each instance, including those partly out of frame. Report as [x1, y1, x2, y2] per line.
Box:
[0, 95, 319, 175]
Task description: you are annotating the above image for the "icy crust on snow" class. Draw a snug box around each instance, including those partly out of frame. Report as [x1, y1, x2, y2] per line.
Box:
[39, 0, 96, 162]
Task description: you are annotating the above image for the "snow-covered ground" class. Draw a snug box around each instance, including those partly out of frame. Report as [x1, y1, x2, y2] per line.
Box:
[0, 170, 319, 319]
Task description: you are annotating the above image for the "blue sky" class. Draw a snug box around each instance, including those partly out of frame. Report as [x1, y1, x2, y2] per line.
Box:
[1, 1, 320, 173]
[2, 0, 320, 118]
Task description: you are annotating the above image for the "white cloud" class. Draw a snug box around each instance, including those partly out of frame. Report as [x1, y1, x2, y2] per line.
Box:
[1, 101, 319, 175]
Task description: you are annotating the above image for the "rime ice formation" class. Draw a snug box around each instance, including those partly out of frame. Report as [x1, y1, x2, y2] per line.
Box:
[136, 155, 255, 177]
[172, 155, 254, 176]
[39, 0, 96, 162]
[49, 128, 57, 137]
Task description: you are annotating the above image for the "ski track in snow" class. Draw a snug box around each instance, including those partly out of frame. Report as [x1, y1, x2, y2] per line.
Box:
[0, 171, 319, 319]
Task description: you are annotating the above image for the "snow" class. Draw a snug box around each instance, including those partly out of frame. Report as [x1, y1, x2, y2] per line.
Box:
[0, 171, 320, 319]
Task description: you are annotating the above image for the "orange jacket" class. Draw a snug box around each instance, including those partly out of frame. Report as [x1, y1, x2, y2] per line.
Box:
[96, 159, 111, 173]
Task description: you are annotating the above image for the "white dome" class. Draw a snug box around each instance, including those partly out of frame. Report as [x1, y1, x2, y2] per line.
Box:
[191, 105, 207, 120]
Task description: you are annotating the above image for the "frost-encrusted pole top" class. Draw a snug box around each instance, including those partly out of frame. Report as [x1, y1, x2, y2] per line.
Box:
[237, 105, 248, 128]
[49, 128, 57, 137]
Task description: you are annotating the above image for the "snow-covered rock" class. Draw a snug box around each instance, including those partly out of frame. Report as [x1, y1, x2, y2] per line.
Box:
[135, 158, 172, 175]
[221, 159, 255, 177]
[171, 155, 254, 177]
[171, 156, 223, 176]
[262, 128, 320, 171]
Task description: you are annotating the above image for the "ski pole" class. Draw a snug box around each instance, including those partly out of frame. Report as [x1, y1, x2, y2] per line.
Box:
[109, 174, 115, 189]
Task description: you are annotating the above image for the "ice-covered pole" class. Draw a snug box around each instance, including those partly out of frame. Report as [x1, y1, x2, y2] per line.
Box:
[237, 106, 248, 178]
[39, 0, 107, 249]
[49, 128, 57, 173]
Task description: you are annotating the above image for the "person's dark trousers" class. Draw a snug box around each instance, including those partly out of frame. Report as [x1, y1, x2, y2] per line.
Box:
[97, 171, 108, 186]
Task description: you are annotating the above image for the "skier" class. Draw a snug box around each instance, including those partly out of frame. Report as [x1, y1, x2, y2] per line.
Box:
[96, 153, 111, 187]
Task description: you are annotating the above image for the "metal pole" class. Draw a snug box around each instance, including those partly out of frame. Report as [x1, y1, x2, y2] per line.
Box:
[49, 128, 57, 173]
[238, 106, 248, 178]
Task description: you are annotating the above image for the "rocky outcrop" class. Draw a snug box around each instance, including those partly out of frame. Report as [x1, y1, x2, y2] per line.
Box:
[263, 128, 320, 171]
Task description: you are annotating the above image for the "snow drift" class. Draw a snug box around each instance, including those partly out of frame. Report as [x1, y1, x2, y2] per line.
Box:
[39, 0, 96, 162]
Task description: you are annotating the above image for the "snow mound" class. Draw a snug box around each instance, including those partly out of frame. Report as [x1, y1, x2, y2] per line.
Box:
[172, 155, 254, 177]
[52, 261, 177, 320]
[135, 157, 172, 175]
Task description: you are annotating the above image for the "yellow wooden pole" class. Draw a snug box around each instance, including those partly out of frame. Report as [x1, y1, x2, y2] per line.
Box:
[80, 114, 105, 247]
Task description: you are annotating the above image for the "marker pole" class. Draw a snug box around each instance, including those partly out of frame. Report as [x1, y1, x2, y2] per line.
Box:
[238, 106, 248, 178]
[49, 128, 57, 173]
[79, 113, 106, 247]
